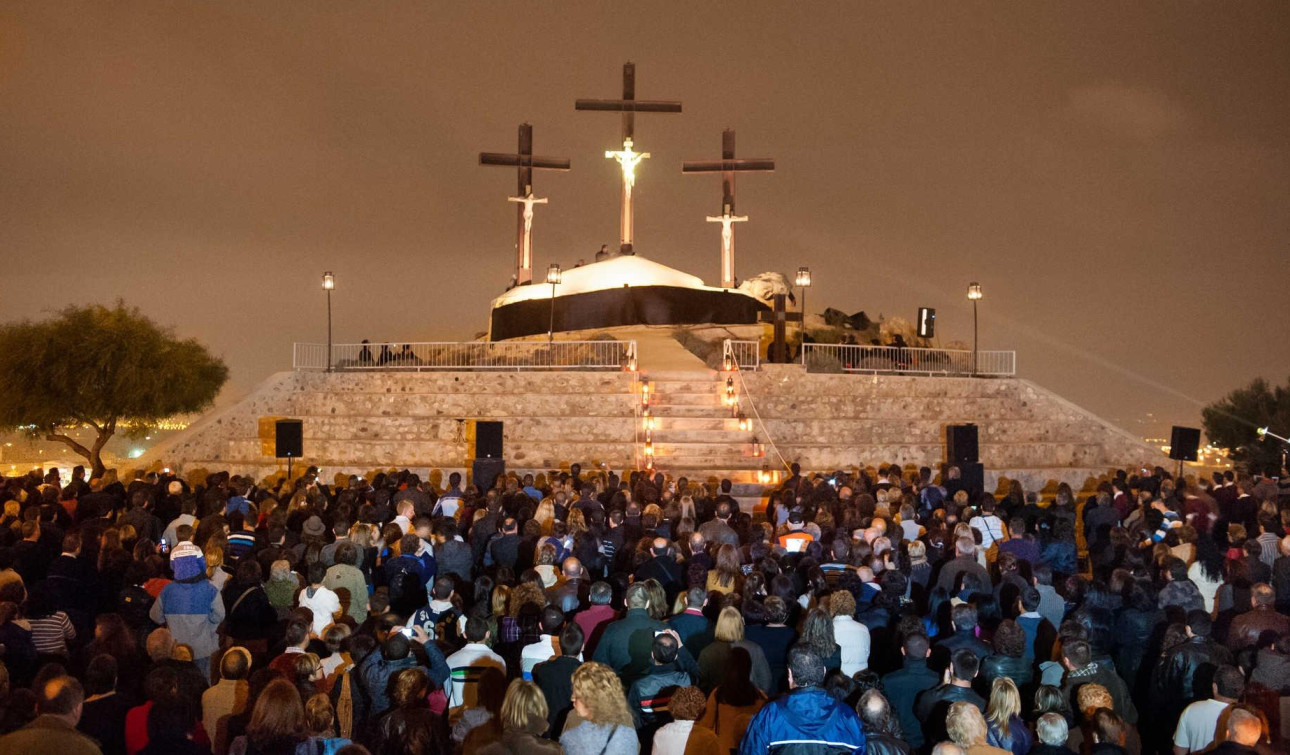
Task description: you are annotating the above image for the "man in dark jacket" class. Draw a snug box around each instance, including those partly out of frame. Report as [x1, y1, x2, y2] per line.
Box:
[857, 689, 912, 755]
[357, 633, 421, 722]
[915, 649, 986, 747]
[739, 648, 866, 755]
[666, 587, 713, 659]
[545, 557, 589, 614]
[592, 583, 668, 687]
[626, 632, 692, 743]
[1060, 640, 1137, 725]
[533, 622, 583, 735]
[1226, 583, 1290, 653]
[934, 603, 993, 668]
[1154, 610, 1233, 713]
[432, 520, 472, 583]
[934, 536, 991, 595]
[486, 518, 520, 569]
[633, 538, 685, 604]
[881, 633, 940, 750]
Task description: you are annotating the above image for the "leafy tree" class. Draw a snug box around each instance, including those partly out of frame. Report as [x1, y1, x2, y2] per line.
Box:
[1201, 377, 1290, 475]
[0, 302, 228, 477]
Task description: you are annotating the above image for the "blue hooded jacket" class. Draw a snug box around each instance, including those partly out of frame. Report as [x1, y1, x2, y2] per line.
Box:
[739, 687, 866, 755]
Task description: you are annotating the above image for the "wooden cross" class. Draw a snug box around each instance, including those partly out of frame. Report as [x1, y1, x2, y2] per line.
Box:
[759, 293, 803, 364]
[480, 123, 570, 286]
[576, 62, 682, 254]
[682, 130, 775, 288]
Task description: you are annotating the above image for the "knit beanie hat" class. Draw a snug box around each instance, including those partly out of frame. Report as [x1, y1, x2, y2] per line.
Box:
[170, 541, 207, 581]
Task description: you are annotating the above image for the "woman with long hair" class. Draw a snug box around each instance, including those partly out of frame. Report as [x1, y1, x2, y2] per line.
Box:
[560, 662, 638, 755]
[697, 646, 767, 754]
[228, 678, 307, 755]
[706, 544, 743, 595]
[985, 677, 1033, 755]
[793, 607, 842, 672]
[1189, 536, 1225, 613]
[697, 607, 773, 694]
[470, 679, 560, 755]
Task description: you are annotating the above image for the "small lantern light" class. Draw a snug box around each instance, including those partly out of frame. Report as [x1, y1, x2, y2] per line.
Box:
[322, 271, 335, 290]
[967, 281, 983, 300]
[643, 409, 655, 432]
[751, 437, 764, 457]
[737, 412, 750, 432]
[795, 267, 811, 288]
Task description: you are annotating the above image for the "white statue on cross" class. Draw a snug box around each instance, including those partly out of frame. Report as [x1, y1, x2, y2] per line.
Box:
[508, 191, 548, 235]
[606, 138, 649, 193]
[707, 206, 748, 288]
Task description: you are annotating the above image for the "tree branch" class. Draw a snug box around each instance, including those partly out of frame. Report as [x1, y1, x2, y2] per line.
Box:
[45, 429, 93, 461]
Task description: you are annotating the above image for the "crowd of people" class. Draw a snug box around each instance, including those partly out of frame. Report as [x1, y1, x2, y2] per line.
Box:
[0, 459, 1288, 755]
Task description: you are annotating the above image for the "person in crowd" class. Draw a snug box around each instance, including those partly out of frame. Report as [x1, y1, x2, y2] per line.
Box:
[945, 701, 1010, 755]
[882, 632, 938, 751]
[983, 677, 1031, 755]
[560, 661, 639, 755]
[1172, 665, 1245, 755]
[1032, 713, 1075, 755]
[697, 646, 767, 754]
[739, 648, 866, 755]
[915, 649, 986, 746]
[856, 689, 912, 755]
[203, 646, 252, 755]
[473, 679, 561, 755]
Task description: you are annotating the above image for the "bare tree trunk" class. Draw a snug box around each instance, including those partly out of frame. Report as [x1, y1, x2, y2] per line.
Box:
[45, 425, 113, 478]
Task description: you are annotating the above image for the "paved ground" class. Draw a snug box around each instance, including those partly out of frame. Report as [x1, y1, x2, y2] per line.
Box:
[631, 331, 711, 373]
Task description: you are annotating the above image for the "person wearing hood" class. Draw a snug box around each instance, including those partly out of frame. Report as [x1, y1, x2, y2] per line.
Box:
[148, 542, 223, 679]
[738, 647, 866, 755]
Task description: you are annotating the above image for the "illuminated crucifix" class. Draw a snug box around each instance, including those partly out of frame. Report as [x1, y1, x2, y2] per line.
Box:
[576, 62, 682, 255]
[480, 123, 570, 285]
[682, 129, 775, 288]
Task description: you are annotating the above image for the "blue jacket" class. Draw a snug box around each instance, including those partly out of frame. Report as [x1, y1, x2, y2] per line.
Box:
[149, 578, 223, 660]
[739, 687, 866, 755]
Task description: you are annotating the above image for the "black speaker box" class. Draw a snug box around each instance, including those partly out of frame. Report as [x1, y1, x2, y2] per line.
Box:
[1169, 426, 1201, 462]
[946, 424, 979, 464]
[472, 458, 505, 495]
[475, 421, 504, 459]
[958, 462, 985, 496]
[275, 419, 303, 459]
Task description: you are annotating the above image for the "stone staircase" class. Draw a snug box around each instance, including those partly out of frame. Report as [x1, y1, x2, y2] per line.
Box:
[643, 369, 771, 512]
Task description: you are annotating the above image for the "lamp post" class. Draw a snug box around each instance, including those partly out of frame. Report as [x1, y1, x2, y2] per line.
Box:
[546, 264, 562, 344]
[795, 267, 811, 349]
[967, 281, 982, 376]
[322, 271, 335, 372]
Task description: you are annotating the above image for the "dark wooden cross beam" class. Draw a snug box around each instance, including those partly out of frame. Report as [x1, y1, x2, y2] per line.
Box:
[759, 293, 803, 364]
[479, 123, 570, 286]
[575, 61, 683, 143]
[576, 62, 682, 254]
[682, 130, 775, 288]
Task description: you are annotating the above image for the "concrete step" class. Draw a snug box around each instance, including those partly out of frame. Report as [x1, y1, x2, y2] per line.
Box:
[640, 369, 719, 381]
[649, 428, 748, 444]
[648, 405, 737, 419]
[649, 417, 741, 432]
[647, 393, 726, 407]
[643, 380, 727, 393]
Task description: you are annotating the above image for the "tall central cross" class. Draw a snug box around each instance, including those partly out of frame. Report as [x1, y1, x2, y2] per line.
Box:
[480, 123, 570, 286]
[576, 62, 682, 255]
[683, 129, 775, 289]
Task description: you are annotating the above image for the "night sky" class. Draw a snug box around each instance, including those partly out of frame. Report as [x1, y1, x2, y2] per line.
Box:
[2, 3, 1287, 438]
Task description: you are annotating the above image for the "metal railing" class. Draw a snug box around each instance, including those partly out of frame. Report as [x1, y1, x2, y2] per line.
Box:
[801, 344, 1016, 376]
[722, 339, 761, 371]
[293, 340, 636, 372]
